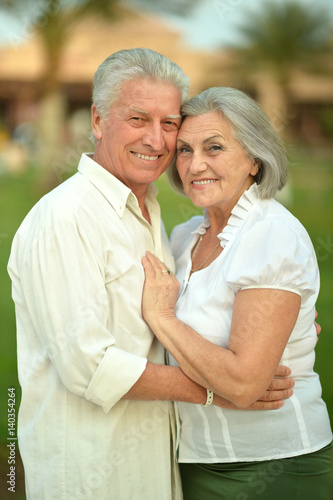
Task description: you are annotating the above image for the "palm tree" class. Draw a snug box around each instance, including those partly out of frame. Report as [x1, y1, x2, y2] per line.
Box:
[229, 0, 332, 134]
[2, 0, 199, 189]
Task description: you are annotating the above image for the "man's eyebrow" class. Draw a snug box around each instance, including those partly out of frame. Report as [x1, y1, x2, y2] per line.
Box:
[129, 107, 149, 115]
[129, 108, 181, 120]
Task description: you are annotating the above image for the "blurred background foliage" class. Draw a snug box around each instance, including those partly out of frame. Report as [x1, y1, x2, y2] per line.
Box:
[0, 0, 332, 497]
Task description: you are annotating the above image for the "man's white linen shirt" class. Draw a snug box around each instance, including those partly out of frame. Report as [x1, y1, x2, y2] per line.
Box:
[8, 153, 180, 500]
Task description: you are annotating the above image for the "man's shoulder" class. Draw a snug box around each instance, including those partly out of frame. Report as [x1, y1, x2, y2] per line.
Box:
[16, 172, 94, 235]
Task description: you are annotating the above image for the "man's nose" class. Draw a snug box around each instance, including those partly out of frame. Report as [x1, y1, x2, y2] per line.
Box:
[142, 124, 165, 151]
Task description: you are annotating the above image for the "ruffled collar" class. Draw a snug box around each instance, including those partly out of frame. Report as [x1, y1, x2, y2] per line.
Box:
[191, 183, 259, 249]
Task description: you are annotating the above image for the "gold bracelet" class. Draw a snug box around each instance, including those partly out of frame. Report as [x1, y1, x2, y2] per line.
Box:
[203, 389, 214, 407]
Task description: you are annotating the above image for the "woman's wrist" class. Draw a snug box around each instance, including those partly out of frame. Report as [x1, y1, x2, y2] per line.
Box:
[147, 311, 177, 332]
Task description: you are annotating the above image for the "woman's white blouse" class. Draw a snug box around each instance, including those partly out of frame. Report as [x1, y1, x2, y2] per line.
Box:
[169, 184, 332, 463]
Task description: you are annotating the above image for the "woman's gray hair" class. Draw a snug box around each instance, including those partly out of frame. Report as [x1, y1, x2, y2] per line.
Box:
[92, 48, 190, 118]
[168, 87, 288, 199]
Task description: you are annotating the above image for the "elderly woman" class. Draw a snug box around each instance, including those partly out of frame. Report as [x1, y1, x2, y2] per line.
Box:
[142, 87, 333, 499]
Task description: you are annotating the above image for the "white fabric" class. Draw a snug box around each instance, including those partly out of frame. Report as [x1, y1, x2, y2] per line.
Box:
[169, 183, 332, 463]
[8, 153, 182, 499]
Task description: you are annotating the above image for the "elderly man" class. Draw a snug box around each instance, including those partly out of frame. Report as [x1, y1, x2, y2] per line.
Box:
[8, 48, 293, 500]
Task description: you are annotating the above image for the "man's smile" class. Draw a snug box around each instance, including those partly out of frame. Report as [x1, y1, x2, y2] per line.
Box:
[131, 151, 160, 161]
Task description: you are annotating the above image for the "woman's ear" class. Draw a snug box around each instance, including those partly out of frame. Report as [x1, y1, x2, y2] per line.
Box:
[91, 105, 103, 140]
[250, 158, 260, 177]
[253, 159, 263, 184]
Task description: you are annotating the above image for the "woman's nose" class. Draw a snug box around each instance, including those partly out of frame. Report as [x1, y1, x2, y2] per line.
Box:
[189, 152, 208, 174]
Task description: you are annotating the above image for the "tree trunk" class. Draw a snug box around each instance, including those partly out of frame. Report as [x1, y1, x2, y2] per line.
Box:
[255, 72, 291, 138]
[36, 89, 67, 192]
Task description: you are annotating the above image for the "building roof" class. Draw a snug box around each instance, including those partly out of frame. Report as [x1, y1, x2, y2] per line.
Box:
[0, 7, 332, 105]
[0, 9, 216, 96]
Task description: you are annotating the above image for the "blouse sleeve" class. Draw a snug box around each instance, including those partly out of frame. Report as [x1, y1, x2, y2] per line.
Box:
[226, 218, 319, 301]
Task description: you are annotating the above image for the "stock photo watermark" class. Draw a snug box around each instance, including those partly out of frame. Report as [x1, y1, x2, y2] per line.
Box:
[213, 0, 245, 21]
[74, 405, 169, 499]
[315, 235, 333, 262]
[6, 387, 17, 493]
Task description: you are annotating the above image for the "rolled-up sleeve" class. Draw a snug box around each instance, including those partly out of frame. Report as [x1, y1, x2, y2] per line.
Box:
[85, 347, 147, 412]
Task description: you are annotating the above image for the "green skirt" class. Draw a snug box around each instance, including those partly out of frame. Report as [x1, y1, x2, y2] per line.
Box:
[179, 441, 333, 500]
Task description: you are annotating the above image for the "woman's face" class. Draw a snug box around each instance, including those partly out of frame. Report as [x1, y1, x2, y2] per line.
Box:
[176, 111, 259, 211]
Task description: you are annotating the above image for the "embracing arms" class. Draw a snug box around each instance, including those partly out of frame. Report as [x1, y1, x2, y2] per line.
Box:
[123, 360, 294, 410]
[141, 251, 301, 409]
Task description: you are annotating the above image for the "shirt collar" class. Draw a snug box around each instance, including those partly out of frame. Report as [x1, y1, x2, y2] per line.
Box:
[190, 183, 259, 248]
[77, 153, 158, 218]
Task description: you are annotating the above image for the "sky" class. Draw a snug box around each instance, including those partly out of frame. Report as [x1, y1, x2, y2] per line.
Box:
[164, 0, 333, 50]
[0, 0, 333, 50]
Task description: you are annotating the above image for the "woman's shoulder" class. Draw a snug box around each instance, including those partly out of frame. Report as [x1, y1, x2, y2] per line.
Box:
[171, 215, 203, 237]
[227, 199, 319, 299]
[234, 197, 318, 276]
[170, 216, 204, 243]
[251, 197, 312, 244]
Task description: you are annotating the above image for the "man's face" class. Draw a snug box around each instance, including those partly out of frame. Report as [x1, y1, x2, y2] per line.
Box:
[92, 77, 182, 194]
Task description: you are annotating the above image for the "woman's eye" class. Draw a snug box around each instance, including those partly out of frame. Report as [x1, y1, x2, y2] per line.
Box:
[178, 146, 191, 154]
[209, 145, 223, 151]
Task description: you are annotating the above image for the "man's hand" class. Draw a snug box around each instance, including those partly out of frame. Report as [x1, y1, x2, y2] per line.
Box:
[315, 310, 321, 342]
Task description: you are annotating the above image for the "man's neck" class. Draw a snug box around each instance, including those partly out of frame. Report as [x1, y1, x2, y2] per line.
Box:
[93, 151, 151, 224]
[140, 202, 151, 224]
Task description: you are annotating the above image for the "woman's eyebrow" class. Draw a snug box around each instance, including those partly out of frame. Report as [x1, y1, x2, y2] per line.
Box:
[177, 135, 224, 144]
[203, 134, 224, 143]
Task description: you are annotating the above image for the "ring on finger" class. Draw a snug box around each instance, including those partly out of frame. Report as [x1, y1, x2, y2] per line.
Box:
[162, 269, 171, 276]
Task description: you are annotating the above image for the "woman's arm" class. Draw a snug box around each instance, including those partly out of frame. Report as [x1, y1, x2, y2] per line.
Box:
[142, 252, 300, 408]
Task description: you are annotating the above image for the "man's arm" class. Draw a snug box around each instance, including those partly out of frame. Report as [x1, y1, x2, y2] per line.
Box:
[123, 361, 294, 410]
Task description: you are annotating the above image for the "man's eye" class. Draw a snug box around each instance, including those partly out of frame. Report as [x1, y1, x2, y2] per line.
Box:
[130, 116, 146, 126]
[164, 121, 179, 129]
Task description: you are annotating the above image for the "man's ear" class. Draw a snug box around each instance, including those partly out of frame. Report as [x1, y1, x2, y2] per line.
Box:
[91, 105, 103, 140]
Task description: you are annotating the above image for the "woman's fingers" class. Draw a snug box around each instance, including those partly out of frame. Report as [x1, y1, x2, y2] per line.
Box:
[141, 255, 156, 278]
[145, 251, 162, 267]
[145, 251, 173, 277]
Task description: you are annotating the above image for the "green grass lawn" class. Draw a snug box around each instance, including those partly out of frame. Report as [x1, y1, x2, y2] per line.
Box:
[0, 147, 332, 497]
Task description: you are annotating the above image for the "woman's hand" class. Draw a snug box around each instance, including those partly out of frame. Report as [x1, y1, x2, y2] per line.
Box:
[142, 251, 180, 328]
